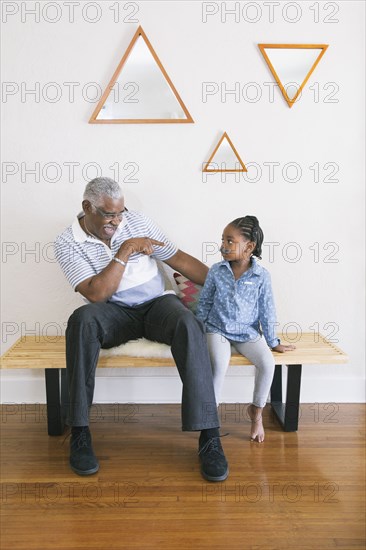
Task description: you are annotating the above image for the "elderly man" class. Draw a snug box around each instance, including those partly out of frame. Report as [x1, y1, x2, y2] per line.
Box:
[55, 177, 228, 482]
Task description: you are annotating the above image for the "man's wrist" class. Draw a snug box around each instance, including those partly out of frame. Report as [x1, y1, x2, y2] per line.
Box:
[113, 257, 127, 267]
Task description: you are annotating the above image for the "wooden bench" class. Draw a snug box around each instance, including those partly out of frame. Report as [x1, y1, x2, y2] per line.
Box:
[0, 333, 348, 435]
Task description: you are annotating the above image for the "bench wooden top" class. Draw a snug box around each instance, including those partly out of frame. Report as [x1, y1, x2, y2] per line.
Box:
[0, 334, 348, 369]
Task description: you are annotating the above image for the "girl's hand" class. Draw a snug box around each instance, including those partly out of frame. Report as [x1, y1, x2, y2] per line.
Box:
[272, 344, 296, 353]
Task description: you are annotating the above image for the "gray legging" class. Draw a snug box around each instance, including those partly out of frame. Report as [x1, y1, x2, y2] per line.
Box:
[206, 333, 275, 408]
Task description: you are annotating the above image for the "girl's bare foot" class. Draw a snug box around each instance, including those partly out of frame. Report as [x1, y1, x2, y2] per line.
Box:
[248, 404, 265, 443]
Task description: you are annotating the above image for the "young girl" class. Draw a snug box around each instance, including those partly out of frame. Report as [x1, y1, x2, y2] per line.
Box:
[196, 216, 295, 443]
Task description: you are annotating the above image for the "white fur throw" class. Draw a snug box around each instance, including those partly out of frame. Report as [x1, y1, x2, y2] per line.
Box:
[100, 338, 173, 359]
[99, 338, 236, 359]
[99, 262, 176, 359]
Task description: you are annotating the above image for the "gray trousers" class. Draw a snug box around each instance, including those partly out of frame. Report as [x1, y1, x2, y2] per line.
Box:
[206, 333, 275, 408]
[65, 294, 219, 431]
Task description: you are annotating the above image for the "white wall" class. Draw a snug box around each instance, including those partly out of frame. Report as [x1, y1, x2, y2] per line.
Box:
[1, 1, 365, 404]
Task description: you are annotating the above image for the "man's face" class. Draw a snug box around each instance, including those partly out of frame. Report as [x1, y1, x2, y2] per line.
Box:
[83, 195, 125, 242]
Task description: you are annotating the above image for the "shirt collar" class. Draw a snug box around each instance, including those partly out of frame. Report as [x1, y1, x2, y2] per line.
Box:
[71, 212, 125, 244]
[71, 213, 89, 243]
[219, 256, 262, 276]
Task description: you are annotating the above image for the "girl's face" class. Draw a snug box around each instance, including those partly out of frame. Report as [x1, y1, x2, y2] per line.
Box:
[220, 224, 255, 262]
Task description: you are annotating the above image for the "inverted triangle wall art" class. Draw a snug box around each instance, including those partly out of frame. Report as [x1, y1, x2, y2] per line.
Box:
[89, 26, 193, 123]
[203, 132, 247, 173]
[258, 44, 328, 108]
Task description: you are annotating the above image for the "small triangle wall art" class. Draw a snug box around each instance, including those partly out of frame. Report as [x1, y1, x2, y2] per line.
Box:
[203, 132, 247, 173]
[89, 26, 193, 123]
[258, 44, 328, 108]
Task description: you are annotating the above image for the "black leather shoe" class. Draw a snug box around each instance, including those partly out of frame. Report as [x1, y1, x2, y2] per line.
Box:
[198, 436, 229, 482]
[70, 427, 99, 476]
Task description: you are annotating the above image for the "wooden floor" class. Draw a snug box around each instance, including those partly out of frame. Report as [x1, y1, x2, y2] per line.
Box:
[1, 404, 365, 550]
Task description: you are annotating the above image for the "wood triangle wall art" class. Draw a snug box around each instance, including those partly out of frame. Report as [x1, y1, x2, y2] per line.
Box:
[203, 132, 247, 172]
[89, 26, 194, 123]
[258, 44, 328, 108]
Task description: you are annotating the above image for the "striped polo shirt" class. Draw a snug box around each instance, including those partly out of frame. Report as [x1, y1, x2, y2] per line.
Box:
[54, 210, 178, 306]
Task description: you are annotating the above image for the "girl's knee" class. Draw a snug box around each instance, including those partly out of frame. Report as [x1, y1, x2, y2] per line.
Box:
[256, 356, 275, 373]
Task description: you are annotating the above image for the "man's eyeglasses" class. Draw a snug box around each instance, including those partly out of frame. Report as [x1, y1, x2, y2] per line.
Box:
[93, 206, 127, 222]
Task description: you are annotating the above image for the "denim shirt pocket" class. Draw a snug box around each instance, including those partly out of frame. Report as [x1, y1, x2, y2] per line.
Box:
[238, 279, 259, 299]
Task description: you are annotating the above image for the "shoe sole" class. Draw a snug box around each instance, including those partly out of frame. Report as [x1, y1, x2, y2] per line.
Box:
[70, 463, 99, 476]
[201, 467, 229, 482]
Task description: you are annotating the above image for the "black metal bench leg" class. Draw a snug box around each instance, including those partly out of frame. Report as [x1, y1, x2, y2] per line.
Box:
[270, 365, 282, 403]
[270, 364, 302, 432]
[284, 364, 302, 431]
[60, 369, 68, 427]
[45, 369, 67, 436]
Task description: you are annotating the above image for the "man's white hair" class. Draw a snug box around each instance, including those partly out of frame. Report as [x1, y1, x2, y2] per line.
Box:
[83, 177, 123, 205]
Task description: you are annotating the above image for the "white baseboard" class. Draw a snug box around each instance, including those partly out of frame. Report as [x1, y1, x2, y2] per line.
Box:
[1, 370, 365, 404]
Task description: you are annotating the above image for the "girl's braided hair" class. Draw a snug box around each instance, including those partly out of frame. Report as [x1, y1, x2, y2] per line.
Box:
[230, 216, 263, 259]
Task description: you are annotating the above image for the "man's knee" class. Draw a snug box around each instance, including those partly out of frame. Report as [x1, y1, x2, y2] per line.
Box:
[175, 308, 206, 336]
[66, 304, 104, 342]
[68, 303, 104, 324]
